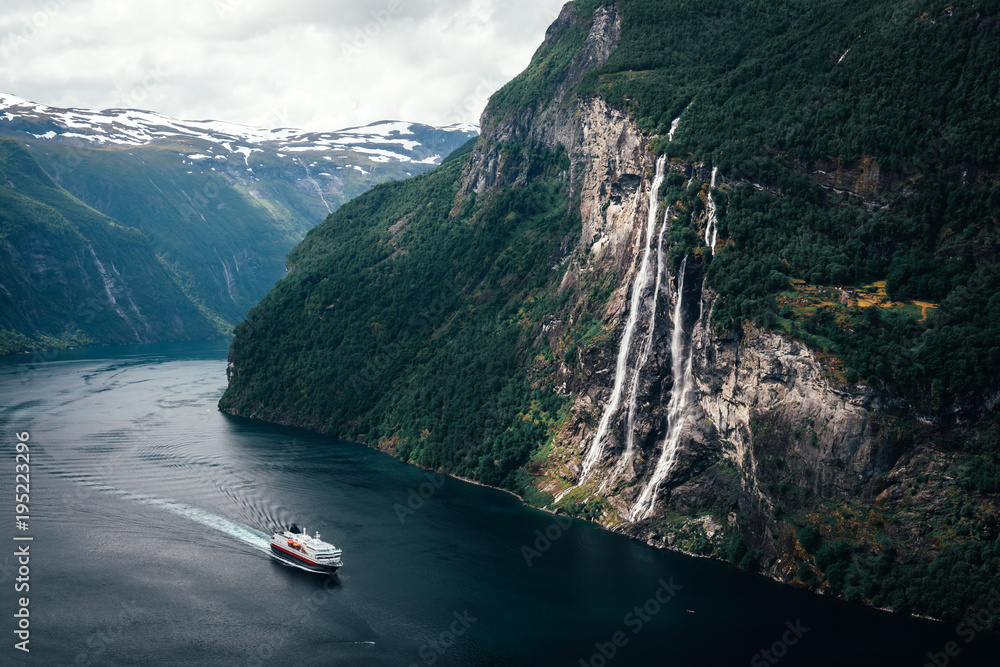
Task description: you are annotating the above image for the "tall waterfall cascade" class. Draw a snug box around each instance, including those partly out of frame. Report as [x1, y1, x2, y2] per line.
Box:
[621, 205, 670, 466]
[573, 156, 669, 490]
[631, 255, 696, 521]
[667, 115, 682, 142]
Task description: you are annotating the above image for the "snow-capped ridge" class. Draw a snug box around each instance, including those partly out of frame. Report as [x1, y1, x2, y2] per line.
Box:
[0, 94, 479, 165]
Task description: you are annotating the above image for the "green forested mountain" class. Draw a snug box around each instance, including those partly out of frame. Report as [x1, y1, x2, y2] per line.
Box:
[575, 0, 1000, 403]
[0, 96, 476, 354]
[27, 141, 304, 327]
[0, 138, 219, 352]
[222, 0, 1000, 625]
[222, 138, 574, 490]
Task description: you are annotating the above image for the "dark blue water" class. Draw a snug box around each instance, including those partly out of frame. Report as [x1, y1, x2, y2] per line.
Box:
[0, 340, 997, 666]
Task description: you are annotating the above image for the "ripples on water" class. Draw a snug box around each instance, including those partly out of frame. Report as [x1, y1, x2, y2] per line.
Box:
[1, 340, 998, 667]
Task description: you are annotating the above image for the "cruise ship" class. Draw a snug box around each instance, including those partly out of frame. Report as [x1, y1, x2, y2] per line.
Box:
[269, 524, 343, 572]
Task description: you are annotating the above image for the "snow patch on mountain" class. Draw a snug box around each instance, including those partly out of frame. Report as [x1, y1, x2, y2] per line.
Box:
[0, 93, 479, 166]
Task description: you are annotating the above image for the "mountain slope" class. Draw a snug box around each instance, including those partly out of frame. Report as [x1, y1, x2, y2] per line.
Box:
[222, 137, 575, 489]
[0, 138, 218, 353]
[221, 0, 1000, 626]
[0, 94, 477, 218]
[0, 96, 477, 351]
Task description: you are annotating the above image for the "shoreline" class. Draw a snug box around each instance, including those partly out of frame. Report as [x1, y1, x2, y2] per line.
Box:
[221, 404, 953, 626]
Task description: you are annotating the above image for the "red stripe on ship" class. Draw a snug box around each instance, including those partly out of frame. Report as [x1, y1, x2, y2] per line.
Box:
[271, 542, 338, 569]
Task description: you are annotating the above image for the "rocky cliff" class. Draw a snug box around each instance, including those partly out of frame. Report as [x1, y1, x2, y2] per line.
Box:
[457, 0, 998, 601]
[222, 0, 1000, 622]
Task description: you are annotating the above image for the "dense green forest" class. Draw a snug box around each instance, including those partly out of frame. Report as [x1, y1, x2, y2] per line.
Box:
[572, 0, 1000, 614]
[655, 168, 1000, 404]
[223, 138, 576, 490]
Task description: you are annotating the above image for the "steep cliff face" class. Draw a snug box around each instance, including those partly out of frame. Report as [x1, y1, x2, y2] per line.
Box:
[222, 0, 1000, 622]
[463, 3, 626, 196]
[462, 1, 989, 598]
[504, 101, 894, 541]
[521, 132, 936, 588]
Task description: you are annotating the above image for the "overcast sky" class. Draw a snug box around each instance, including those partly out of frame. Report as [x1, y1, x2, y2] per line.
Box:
[0, 0, 567, 131]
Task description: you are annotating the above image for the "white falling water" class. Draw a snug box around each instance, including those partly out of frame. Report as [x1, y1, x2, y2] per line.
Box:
[631, 255, 695, 521]
[667, 115, 682, 142]
[297, 157, 333, 213]
[704, 166, 719, 256]
[621, 206, 671, 463]
[575, 156, 669, 486]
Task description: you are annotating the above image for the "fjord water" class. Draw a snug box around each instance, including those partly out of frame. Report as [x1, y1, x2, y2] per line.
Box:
[1, 341, 997, 666]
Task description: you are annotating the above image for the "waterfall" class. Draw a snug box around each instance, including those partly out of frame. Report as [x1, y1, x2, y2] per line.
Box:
[86, 244, 142, 341]
[667, 115, 682, 142]
[575, 156, 668, 486]
[667, 104, 694, 142]
[704, 167, 719, 256]
[220, 258, 238, 303]
[296, 157, 333, 213]
[621, 206, 670, 464]
[631, 255, 695, 521]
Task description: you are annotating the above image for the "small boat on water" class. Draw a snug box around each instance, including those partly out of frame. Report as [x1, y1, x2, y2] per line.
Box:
[269, 523, 343, 572]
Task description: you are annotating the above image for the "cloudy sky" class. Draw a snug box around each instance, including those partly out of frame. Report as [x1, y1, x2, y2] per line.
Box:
[0, 0, 567, 131]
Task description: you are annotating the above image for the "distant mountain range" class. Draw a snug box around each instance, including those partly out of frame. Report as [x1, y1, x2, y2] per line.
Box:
[0, 92, 478, 211]
[0, 92, 476, 161]
[0, 94, 477, 354]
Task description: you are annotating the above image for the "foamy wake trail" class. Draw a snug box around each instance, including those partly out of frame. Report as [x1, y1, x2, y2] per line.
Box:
[75, 480, 270, 552]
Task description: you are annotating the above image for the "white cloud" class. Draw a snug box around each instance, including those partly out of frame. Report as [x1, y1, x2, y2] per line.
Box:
[0, 0, 567, 131]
